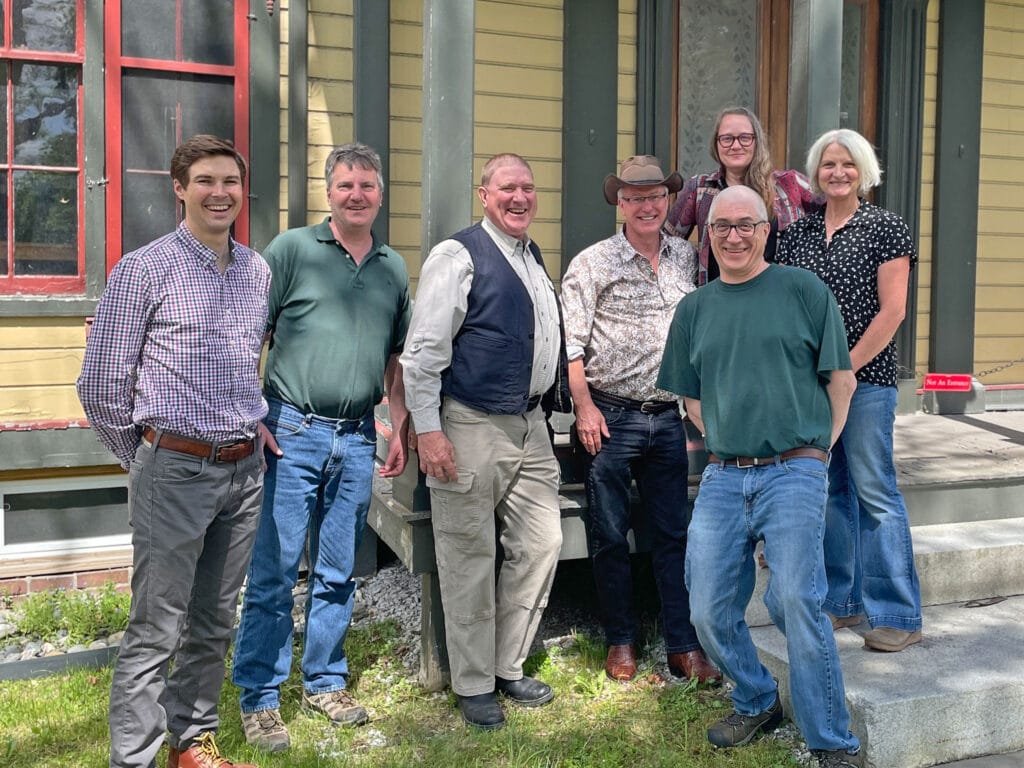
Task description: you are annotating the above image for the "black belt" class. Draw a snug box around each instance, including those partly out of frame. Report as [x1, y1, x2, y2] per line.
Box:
[589, 388, 677, 415]
[708, 446, 828, 468]
[527, 394, 542, 411]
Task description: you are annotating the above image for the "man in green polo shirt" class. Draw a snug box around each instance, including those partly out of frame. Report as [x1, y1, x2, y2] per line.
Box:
[232, 143, 411, 753]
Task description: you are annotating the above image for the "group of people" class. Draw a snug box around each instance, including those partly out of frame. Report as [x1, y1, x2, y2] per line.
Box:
[77, 103, 922, 768]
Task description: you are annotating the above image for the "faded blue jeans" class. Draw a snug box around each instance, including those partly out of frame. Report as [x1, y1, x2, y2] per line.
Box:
[686, 456, 859, 753]
[232, 396, 376, 713]
[824, 382, 922, 631]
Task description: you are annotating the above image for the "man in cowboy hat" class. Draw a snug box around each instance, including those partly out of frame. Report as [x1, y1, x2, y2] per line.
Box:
[560, 155, 720, 684]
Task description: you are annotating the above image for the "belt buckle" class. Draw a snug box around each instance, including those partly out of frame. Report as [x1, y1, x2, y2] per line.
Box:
[734, 456, 760, 469]
[640, 401, 658, 414]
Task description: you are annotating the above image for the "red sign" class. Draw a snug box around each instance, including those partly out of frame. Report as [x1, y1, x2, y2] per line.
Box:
[923, 373, 973, 392]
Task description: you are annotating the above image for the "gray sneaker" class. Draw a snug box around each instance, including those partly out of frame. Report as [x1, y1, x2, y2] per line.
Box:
[814, 747, 867, 767]
[706, 693, 783, 747]
[241, 708, 290, 753]
[302, 689, 369, 726]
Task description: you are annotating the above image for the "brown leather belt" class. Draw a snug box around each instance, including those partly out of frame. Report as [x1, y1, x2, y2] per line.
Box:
[708, 446, 828, 468]
[142, 427, 256, 463]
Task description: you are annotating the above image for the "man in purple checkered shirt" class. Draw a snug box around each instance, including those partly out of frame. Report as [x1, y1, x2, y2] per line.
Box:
[77, 135, 269, 768]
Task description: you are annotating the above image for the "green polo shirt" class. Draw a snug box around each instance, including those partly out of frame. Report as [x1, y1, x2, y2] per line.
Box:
[262, 218, 411, 419]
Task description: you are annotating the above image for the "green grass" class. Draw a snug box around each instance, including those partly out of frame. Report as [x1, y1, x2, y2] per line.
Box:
[0, 618, 805, 768]
[12, 583, 130, 644]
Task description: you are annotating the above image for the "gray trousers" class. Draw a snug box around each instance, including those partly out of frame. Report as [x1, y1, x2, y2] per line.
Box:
[428, 398, 563, 696]
[109, 439, 263, 768]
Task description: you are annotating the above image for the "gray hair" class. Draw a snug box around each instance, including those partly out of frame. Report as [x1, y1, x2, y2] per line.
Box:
[806, 129, 882, 195]
[708, 184, 769, 221]
[324, 142, 384, 192]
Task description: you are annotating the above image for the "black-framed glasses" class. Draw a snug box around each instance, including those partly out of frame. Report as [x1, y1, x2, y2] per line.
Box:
[716, 133, 756, 148]
[708, 220, 766, 237]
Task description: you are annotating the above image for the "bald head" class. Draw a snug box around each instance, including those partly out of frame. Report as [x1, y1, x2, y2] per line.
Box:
[708, 185, 768, 221]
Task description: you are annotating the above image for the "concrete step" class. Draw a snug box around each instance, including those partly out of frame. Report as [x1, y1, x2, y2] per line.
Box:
[751, 595, 1024, 768]
[745, 517, 1024, 629]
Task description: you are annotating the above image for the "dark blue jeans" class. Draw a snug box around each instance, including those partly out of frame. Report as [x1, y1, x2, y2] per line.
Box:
[582, 403, 699, 653]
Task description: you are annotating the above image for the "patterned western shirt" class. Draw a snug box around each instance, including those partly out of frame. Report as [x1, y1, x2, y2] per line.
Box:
[560, 229, 697, 401]
[77, 223, 271, 468]
[664, 168, 821, 284]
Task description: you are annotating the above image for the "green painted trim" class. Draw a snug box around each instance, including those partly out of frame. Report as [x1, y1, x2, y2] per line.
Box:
[287, 0, 308, 230]
[248, 1, 281, 252]
[354, 0, 391, 244]
[636, 0, 674, 164]
[561, 0, 618, 275]
[877, 0, 929, 381]
[930, 0, 985, 374]
[0, 428, 119, 471]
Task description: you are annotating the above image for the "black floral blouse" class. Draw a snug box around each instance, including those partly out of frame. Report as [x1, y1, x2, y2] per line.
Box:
[774, 200, 916, 387]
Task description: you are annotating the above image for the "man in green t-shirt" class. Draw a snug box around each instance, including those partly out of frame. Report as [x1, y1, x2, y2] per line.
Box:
[231, 143, 412, 753]
[657, 186, 865, 768]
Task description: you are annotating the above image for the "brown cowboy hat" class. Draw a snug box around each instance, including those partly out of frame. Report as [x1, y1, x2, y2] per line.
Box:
[602, 155, 683, 205]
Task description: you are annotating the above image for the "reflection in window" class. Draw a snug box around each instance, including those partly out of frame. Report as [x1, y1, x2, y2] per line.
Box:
[677, 0, 758, 179]
[13, 63, 77, 166]
[121, 71, 233, 253]
[840, 2, 865, 130]
[122, 0, 233, 66]
[13, 0, 77, 53]
[13, 170, 77, 275]
[0, 171, 6, 276]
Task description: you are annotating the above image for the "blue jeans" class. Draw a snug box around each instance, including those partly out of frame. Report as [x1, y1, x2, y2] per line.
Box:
[232, 397, 377, 713]
[686, 457, 859, 753]
[583, 404, 698, 653]
[824, 382, 922, 631]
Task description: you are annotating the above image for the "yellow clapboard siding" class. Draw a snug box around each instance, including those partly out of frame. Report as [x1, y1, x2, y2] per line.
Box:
[477, 0, 561, 37]
[390, 23, 422, 56]
[308, 112, 354, 147]
[0, 318, 87, 349]
[979, 155, 1024, 182]
[309, 80, 353, 112]
[978, 236, 1024, 263]
[0, 350, 83, 387]
[391, 88, 422, 119]
[0, 385, 85, 421]
[390, 118, 423, 152]
[476, 32, 561, 68]
[475, 94, 562, 130]
[981, 130, 1024, 157]
[391, 55, 422, 88]
[477, 64, 562, 97]
[977, 285, 1024, 307]
[309, 50, 353, 81]
[308, 13, 353, 48]
[978, 209, 1024, 234]
[390, 152, 422, 184]
[979, 105, 1024, 132]
[976, 310, 1024, 335]
[978, 182, 1024, 207]
[309, 0, 351, 15]
[476, 125, 562, 158]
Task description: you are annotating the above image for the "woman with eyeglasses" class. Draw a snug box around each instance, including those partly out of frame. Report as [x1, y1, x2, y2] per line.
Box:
[665, 106, 819, 284]
[774, 128, 923, 654]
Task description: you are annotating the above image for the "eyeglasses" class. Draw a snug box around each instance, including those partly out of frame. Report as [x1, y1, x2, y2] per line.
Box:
[708, 220, 766, 237]
[716, 133, 756, 148]
[620, 191, 669, 205]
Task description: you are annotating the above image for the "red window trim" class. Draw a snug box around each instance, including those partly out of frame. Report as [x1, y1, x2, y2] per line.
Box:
[104, 1, 251, 275]
[0, 0, 86, 295]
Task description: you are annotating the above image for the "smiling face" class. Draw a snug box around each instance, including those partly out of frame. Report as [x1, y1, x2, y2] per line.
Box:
[708, 189, 769, 284]
[817, 142, 861, 203]
[327, 162, 382, 236]
[618, 184, 669, 240]
[173, 155, 244, 244]
[715, 113, 757, 177]
[478, 161, 537, 240]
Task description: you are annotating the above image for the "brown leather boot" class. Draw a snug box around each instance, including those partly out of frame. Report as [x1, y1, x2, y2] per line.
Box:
[605, 643, 637, 681]
[667, 649, 722, 684]
[167, 732, 258, 768]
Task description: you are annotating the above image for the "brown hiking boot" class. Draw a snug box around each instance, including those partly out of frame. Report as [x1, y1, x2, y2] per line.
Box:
[302, 689, 369, 726]
[167, 732, 258, 768]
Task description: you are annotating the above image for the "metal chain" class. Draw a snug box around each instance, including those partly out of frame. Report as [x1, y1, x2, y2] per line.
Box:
[897, 353, 1024, 382]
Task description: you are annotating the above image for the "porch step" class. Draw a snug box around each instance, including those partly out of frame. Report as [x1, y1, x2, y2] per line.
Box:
[750, 595, 1024, 768]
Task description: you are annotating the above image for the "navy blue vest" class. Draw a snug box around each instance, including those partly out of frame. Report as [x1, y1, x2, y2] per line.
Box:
[441, 223, 550, 415]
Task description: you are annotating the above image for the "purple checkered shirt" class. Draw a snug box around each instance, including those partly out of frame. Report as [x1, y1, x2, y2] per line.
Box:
[77, 223, 271, 468]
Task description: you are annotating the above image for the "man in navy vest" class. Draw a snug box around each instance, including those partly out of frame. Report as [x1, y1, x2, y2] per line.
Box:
[401, 153, 570, 730]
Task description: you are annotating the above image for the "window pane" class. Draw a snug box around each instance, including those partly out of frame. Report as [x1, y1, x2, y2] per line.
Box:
[840, 2, 865, 130]
[677, 0, 758, 179]
[13, 0, 78, 53]
[122, 0, 233, 66]
[13, 170, 77, 275]
[4, 486, 129, 545]
[121, 70, 234, 253]
[0, 171, 7, 276]
[0, 62, 6, 160]
[12, 62, 78, 167]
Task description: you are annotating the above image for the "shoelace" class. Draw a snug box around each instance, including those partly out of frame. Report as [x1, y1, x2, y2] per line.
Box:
[193, 732, 230, 767]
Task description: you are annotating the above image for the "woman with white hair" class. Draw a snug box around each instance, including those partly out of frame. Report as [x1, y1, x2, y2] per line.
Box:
[775, 128, 923, 653]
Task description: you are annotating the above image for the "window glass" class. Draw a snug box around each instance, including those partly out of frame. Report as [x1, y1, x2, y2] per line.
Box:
[3, 486, 129, 545]
[12, 62, 77, 166]
[13, 0, 77, 53]
[676, 0, 758, 179]
[840, 2, 864, 130]
[13, 169, 77, 275]
[0, 171, 7, 276]
[122, 0, 233, 66]
[121, 70, 233, 253]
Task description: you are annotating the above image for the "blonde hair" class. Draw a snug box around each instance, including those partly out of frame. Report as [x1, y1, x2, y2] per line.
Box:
[709, 107, 776, 216]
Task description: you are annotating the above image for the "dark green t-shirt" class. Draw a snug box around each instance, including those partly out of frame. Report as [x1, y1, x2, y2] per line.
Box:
[657, 264, 851, 459]
[262, 218, 411, 419]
